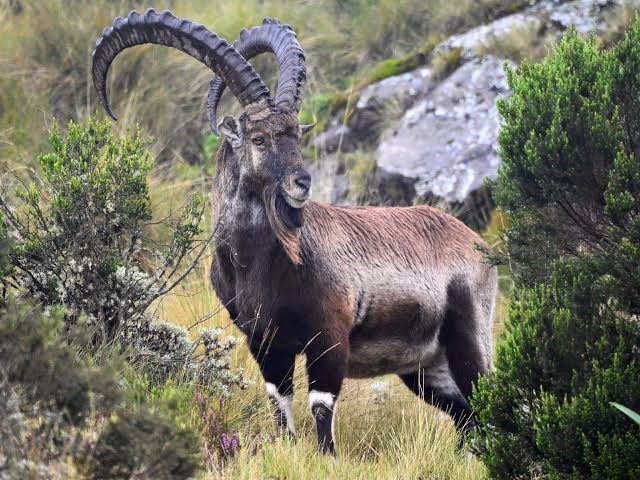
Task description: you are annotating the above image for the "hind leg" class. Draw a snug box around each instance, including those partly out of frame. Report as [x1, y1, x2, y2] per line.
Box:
[400, 354, 476, 433]
[432, 281, 493, 431]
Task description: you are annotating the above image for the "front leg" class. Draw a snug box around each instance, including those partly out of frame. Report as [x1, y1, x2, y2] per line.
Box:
[253, 347, 297, 436]
[306, 333, 348, 454]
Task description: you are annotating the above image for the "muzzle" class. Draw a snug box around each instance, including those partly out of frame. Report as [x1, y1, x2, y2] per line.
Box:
[282, 168, 311, 208]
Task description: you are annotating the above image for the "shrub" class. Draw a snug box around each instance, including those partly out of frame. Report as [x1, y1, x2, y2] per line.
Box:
[127, 321, 247, 393]
[0, 296, 201, 479]
[88, 406, 200, 480]
[472, 23, 640, 479]
[0, 118, 246, 389]
[0, 119, 210, 342]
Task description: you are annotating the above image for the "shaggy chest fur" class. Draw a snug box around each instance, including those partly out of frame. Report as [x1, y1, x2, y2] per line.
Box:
[212, 196, 320, 352]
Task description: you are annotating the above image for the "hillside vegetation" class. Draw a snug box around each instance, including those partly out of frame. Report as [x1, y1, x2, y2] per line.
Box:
[0, 0, 531, 169]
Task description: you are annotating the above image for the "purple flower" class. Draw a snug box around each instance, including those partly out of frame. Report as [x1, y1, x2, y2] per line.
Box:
[230, 432, 239, 452]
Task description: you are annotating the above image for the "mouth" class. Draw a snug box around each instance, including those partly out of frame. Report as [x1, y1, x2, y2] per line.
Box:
[276, 192, 306, 229]
[283, 189, 311, 209]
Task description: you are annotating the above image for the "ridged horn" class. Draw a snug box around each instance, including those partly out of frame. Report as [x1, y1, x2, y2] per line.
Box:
[92, 8, 271, 121]
[207, 17, 306, 134]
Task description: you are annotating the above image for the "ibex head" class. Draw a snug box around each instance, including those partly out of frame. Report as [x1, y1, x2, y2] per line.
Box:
[92, 12, 314, 254]
[217, 106, 313, 228]
[208, 18, 314, 229]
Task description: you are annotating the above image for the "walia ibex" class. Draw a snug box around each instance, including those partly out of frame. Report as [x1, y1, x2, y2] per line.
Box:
[92, 9, 497, 454]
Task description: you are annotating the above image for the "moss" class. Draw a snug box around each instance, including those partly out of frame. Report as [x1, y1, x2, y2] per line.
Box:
[431, 47, 463, 80]
[357, 34, 443, 88]
[298, 93, 336, 133]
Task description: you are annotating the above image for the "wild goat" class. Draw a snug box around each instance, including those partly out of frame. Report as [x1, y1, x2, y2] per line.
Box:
[92, 9, 497, 454]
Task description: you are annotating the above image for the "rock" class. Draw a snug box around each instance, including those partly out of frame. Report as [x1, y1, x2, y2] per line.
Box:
[312, 124, 353, 155]
[376, 56, 508, 205]
[434, 0, 623, 62]
[306, 153, 349, 204]
[312, 68, 434, 156]
[355, 67, 432, 110]
[309, 0, 627, 227]
[548, 0, 621, 34]
[434, 10, 541, 62]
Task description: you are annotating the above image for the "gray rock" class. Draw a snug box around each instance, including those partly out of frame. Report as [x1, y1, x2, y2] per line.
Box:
[376, 56, 509, 204]
[312, 68, 434, 156]
[547, 0, 621, 34]
[434, 0, 623, 62]
[306, 153, 350, 204]
[309, 0, 628, 226]
[312, 124, 353, 155]
[356, 67, 432, 110]
[433, 10, 541, 62]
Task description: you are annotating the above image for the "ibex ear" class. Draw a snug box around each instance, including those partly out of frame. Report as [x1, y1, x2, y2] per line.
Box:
[218, 116, 244, 149]
[299, 123, 316, 136]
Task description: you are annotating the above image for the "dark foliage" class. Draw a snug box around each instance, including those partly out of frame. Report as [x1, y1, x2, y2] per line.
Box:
[88, 406, 200, 480]
[472, 22, 640, 479]
[0, 242, 201, 478]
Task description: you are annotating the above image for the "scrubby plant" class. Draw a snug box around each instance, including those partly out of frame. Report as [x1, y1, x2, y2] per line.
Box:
[0, 296, 201, 479]
[0, 118, 247, 392]
[88, 406, 200, 480]
[472, 23, 640, 479]
[127, 321, 247, 393]
[0, 119, 210, 342]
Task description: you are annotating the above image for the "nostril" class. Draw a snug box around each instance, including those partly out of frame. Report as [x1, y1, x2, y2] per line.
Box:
[294, 173, 311, 191]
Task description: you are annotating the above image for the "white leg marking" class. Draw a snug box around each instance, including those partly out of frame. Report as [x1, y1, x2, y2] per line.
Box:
[308, 390, 335, 410]
[308, 390, 337, 441]
[266, 382, 296, 435]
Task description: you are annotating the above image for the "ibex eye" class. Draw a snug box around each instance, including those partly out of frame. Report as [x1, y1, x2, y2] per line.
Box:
[252, 136, 265, 146]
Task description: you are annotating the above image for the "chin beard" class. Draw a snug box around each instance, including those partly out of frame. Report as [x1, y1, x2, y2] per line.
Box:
[263, 185, 303, 265]
[276, 194, 305, 229]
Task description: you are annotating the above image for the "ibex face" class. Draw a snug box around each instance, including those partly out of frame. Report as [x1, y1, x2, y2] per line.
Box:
[218, 109, 314, 228]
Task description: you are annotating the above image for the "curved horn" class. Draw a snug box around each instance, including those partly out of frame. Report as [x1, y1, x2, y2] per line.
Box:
[92, 8, 271, 120]
[207, 18, 306, 134]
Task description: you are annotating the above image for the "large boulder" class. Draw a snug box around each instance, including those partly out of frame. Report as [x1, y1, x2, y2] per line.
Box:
[308, 0, 628, 228]
[376, 57, 508, 203]
[375, 56, 508, 227]
[312, 67, 433, 156]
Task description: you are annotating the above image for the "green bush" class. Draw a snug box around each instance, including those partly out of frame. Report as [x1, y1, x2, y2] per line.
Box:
[0, 119, 207, 341]
[88, 406, 200, 480]
[0, 119, 247, 392]
[472, 23, 640, 479]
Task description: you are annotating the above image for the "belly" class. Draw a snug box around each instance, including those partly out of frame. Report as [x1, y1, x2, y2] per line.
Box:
[346, 286, 445, 378]
[346, 332, 441, 378]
